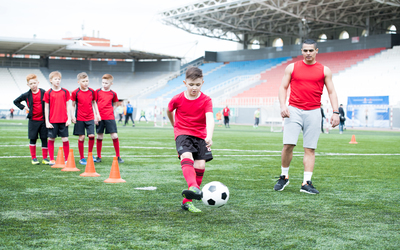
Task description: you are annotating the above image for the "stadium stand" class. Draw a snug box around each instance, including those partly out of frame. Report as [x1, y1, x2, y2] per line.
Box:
[0, 68, 21, 109]
[230, 48, 386, 103]
[9, 68, 51, 91]
[329, 46, 400, 105]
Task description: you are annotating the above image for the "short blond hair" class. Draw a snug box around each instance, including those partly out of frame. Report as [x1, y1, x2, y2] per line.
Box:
[77, 72, 88, 80]
[26, 74, 38, 83]
[49, 71, 62, 80]
[102, 74, 113, 81]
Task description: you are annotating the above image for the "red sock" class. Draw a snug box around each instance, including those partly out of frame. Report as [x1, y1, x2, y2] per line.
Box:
[63, 141, 69, 161]
[78, 140, 84, 160]
[42, 147, 48, 159]
[96, 139, 103, 158]
[48, 140, 55, 161]
[112, 138, 120, 157]
[182, 198, 192, 204]
[88, 137, 95, 153]
[29, 145, 36, 159]
[181, 158, 198, 189]
[195, 168, 205, 186]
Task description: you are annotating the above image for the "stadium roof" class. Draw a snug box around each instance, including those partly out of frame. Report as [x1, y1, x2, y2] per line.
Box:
[160, 0, 400, 43]
[0, 37, 181, 60]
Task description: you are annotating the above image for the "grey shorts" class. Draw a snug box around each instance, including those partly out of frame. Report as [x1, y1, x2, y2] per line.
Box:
[283, 106, 321, 149]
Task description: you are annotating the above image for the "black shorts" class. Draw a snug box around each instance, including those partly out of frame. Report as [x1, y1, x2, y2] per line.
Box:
[73, 120, 95, 136]
[96, 120, 117, 134]
[175, 135, 213, 162]
[28, 120, 48, 140]
[48, 123, 69, 138]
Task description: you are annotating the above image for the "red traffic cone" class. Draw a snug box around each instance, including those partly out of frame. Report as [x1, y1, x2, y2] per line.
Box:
[51, 146, 65, 168]
[104, 157, 126, 183]
[61, 149, 80, 172]
[80, 152, 100, 177]
[349, 135, 358, 144]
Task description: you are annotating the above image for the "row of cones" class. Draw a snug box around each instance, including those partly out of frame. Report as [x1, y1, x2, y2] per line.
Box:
[51, 147, 125, 183]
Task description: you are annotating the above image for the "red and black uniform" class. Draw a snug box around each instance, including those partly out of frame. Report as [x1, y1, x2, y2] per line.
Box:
[95, 88, 121, 159]
[168, 91, 213, 204]
[13, 88, 48, 159]
[223, 106, 230, 127]
[43, 88, 70, 161]
[71, 88, 97, 160]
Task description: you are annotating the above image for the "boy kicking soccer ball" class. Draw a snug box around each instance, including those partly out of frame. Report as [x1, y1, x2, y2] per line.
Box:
[13, 74, 49, 165]
[44, 71, 71, 165]
[71, 72, 99, 165]
[95, 74, 124, 163]
[167, 67, 214, 213]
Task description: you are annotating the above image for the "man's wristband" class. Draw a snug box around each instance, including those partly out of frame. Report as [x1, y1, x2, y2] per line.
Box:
[333, 111, 340, 114]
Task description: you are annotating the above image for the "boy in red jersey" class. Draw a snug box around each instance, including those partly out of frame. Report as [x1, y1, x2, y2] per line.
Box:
[95, 74, 124, 163]
[167, 67, 214, 213]
[71, 72, 99, 165]
[274, 39, 340, 194]
[13, 74, 49, 165]
[44, 71, 71, 165]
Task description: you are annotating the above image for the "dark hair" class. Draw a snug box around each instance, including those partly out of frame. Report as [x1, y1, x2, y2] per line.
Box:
[303, 39, 317, 48]
[186, 67, 203, 81]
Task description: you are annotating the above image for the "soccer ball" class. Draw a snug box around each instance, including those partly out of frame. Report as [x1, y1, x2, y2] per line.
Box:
[201, 181, 230, 208]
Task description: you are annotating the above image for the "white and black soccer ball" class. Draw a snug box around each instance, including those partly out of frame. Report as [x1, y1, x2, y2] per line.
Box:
[201, 181, 230, 208]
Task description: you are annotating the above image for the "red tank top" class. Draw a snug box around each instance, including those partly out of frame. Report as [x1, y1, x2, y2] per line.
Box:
[289, 61, 325, 110]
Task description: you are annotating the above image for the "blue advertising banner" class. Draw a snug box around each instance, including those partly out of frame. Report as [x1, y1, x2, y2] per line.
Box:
[347, 96, 389, 128]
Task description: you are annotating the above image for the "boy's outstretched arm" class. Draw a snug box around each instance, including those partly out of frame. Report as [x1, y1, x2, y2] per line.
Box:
[205, 112, 214, 148]
[167, 109, 174, 127]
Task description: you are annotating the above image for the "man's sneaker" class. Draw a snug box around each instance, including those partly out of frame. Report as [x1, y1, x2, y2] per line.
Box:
[182, 186, 203, 200]
[79, 158, 87, 165]
[300, 181, 320, 194]
[117, 157, 124, 163]
[49, 160, 56, 166]
[42, 158, 50, 165]
[274, 175, 289, 191]
[31, 158, 40, 165]
[95, 157, 102, 163]
[181, 202, 201, 213]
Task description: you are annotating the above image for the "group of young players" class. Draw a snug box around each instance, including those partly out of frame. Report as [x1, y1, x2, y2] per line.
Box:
[12, 38, 339, 213]
[13, 71, 124, 167]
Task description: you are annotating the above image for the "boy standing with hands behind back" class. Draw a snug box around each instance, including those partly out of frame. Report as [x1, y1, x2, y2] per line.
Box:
[44, 71, 71, 165]
[13, 74, 49, 165]
[167, 67, 214, 213]
[71, 72, 99, 165]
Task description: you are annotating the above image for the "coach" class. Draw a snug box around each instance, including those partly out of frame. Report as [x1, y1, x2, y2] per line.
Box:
[273, 39, 340, 195]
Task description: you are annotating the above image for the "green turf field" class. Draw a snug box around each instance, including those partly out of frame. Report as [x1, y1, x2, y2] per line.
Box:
[0, 119, 399, 249]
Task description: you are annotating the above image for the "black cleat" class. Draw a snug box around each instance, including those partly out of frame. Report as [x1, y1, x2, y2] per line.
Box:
[274, 175, 289, 191]
[300, 181, 319, 194]
[182, 186, 203, 200]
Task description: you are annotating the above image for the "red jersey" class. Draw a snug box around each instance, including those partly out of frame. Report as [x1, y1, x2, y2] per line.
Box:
[168, 92, 213, 140]
[223, 107, 230, 116]
[96, 89, 118, 120]
[43, 88, 70, 123]
[289, 61, 325, 110]
[71, 88, 96, 121]
[32, 91, 43, 121]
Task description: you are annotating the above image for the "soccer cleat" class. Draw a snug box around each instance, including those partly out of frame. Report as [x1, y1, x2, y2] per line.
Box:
[31, 158, 40, 165]
[95, 157, 102, 163]
[49, 160, 56, 166]
[181, 202, 201, 213]
[93, 156, 97, 162]
[300, 181, 320, 194]
[117, 157, 124, 163]
[42, 158, 50, 165]
[182, 186, 203, 200]
[79, 158, 87, 165]
[274, 175, 289, 191]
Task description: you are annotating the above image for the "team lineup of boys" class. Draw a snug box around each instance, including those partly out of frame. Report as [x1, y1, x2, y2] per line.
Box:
[14, 39, 339, 212]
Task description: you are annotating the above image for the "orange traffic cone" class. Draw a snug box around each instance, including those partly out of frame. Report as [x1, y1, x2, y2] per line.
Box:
[61, 149, 80, 172]
[51, 146, 65, 168]
[349, 135, 358, 144]
[80, 152, 100, 177]
[104, 157, 126, 183]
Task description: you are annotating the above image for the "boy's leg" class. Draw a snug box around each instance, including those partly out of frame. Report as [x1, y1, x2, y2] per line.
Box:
[110, 133, 123, 163]
[48, 138, 55, 161]
[40, 138, 49, 164]
[78, 135, 85, 160]
[62, 138, 69, 161]
[88, 135, 95, 154]
[29, 139, 37, 160]
[96, 134, 103, 160]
